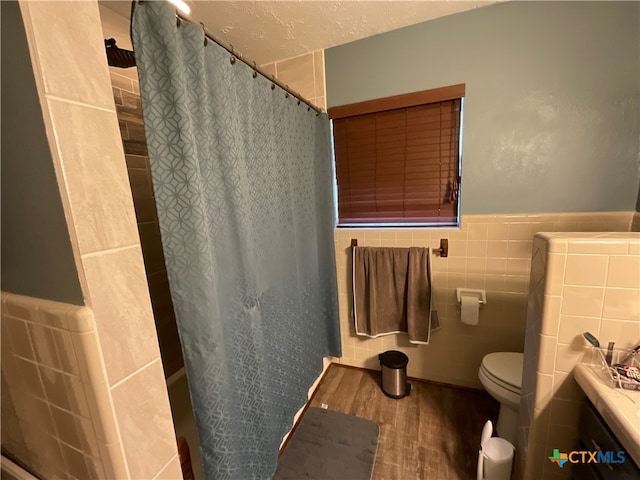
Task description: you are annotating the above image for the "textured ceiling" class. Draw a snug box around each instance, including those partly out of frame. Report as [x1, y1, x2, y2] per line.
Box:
[101, 1, 496, 65]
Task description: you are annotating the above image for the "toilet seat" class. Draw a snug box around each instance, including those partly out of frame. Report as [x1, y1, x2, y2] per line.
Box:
[480, 352, 523, 395]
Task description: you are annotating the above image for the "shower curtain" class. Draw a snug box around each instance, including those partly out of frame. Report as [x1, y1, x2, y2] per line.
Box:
[132, 3, 341, 479]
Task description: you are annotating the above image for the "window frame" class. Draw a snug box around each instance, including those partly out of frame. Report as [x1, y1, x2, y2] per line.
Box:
[328, 84, 465, 229]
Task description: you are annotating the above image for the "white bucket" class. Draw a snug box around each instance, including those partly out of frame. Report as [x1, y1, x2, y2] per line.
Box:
[477, 420, 514, 480]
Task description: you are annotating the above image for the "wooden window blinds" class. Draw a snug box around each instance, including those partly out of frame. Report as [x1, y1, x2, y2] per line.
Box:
[329, 84, 464, 225]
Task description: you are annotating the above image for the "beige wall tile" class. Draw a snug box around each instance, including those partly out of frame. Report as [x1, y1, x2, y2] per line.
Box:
[487, 240, 508, 258]
[6, 317, 35, 360]
[47, 99, 138, 255]
[52, 329, 80, 375]
[276, 53, 315, 99]
[488, 222, 510, 239]
[534, 373, 554, 409]
[607, 255, 640, 288]
[154, 455, 183, 479]
[468, 223, 488, 240]
[260, 62, 276, 78]
[508, 223, 533, 241]
[60, 442, 91, 480]
[567, 240, 628, 254]
[602, 288, 640, 321]
[65, 374, 91, 419]
[313, 51, 324, 99]
[111, 360, 178, 480]
[506, 258, 530, 276]
[82, 246, 160, 385]
[37, 301, 72, 330]
[20, 1, 114, 109]
[3, 294, 40, 321]
[540, 296, 561, 337]
[557, 315, 601, 344]
[70, 330, 120, 444]
[51, 405, 82, 449]
[28, 323, 60, 370]
[561, 286, 604, 317]
[507, 240, 532, 258]
[109, 71, 134, 93]
[564, 254, 609, 286]
[24, 434, 67, 479]
[537, 334, 556, 375]
[544, 254, 566, 296]
[599, 319, 640, 349]
[554, 342, 587, 373]
[15, 357, 46, 399]
[467, 241, 488, 257]
[99, 441, 129, 479]
[552, 371, 583, 401]
[39, 366, 72, 411]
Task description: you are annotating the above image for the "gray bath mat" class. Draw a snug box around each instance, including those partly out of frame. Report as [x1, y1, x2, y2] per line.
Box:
[275, 407, 379, 480]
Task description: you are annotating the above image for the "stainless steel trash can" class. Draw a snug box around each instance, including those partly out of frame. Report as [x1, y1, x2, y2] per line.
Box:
[379, 350, 410, 399]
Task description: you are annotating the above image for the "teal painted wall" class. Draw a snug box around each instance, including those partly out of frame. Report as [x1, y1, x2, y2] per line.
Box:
[1, 1, 84, 305]
[326, 1, 640, 214]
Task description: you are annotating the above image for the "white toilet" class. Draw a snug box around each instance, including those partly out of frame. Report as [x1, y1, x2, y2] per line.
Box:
[478, 352, 524, 445]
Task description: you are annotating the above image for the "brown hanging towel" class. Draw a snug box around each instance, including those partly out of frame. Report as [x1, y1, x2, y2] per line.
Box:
[352, 246, 436, 344]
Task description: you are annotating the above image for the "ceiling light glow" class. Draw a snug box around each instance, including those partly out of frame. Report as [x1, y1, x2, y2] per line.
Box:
[168, 0, 190, 15]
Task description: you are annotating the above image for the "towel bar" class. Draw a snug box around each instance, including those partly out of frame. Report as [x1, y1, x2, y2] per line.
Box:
[350, 238, 448, 257]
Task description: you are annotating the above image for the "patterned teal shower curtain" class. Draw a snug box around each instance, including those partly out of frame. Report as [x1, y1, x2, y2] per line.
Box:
[132, 3, 341, 479]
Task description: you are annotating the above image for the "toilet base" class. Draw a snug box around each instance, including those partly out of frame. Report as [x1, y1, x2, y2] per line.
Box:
[496, 404, 518, 445]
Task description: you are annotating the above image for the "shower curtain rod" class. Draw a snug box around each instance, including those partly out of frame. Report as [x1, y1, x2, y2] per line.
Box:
[171, 9, 323, 115]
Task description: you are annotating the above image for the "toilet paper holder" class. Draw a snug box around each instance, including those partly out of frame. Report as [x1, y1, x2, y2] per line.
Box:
[456, 288, 487, 304]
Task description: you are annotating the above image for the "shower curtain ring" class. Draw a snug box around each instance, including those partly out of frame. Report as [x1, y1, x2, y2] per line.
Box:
[252, 71, 258, 78]
[230, 56, 236, 65]
[271, 84, 276, 90]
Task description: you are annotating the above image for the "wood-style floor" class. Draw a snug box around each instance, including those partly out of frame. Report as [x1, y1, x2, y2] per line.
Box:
[307, 364, 499, 480]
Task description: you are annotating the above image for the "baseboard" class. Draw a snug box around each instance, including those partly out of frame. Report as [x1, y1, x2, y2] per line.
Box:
[333, 362, 486, 393]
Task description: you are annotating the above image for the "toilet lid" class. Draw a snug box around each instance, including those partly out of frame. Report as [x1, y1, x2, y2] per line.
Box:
[481, 352, 523, 390]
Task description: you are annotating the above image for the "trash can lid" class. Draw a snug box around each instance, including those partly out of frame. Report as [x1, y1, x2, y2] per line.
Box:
[379, 350, 408, 369]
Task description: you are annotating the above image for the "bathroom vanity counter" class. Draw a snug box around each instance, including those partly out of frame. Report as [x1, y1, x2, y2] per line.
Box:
[574, 364, 640, 467]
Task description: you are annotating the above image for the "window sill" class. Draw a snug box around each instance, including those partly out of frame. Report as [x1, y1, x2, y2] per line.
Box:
[336, 222, 460, 229]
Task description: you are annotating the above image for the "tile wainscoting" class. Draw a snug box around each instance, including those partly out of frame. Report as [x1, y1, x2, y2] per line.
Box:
[1, 293, 125, 479]
[518, 232, 640, 480]
[333, 212, 635, 389]
[0, 293, 182, 480]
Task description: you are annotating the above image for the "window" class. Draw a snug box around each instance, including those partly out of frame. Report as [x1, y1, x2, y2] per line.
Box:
[329, 84, 464, 227]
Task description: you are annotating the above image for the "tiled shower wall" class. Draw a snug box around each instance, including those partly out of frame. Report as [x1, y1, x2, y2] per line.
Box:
[110, 70, 184, 380]
[518, 232, 640, 480]
[334, 212, 634, 389]
[261, 50, 326, 110]
[10, 1, 181, 478]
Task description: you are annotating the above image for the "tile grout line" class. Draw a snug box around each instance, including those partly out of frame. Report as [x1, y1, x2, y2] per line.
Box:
[45, 93, 118, 114]
[152, 453, 180, 480]
[109, 357, 162, 391]
[80, 243, 140, 259]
